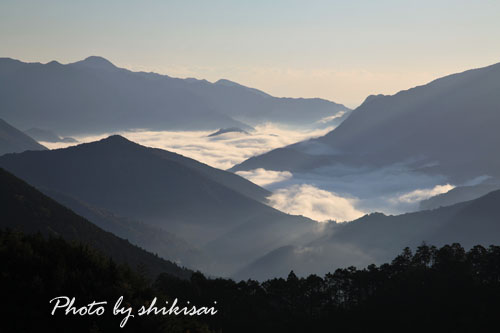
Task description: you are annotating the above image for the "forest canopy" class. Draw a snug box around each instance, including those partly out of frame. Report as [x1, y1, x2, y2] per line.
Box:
[2, 229, 500, 332]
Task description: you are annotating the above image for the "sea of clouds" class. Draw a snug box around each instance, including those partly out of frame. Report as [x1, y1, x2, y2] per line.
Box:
[40, 123, 456, 222]
[247, 164, 455, 222]
[41, 123, 334, 170]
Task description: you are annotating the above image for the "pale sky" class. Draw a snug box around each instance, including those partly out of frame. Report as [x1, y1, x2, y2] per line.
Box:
[1, 0, 499, 108]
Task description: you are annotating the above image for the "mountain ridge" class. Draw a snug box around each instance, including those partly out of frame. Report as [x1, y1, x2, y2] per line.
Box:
[0, 135, 316, 277]
[0, 118, 47, 156]
[0, 56, 349, 135]
[231, 61, 500, 184]
[235, 188, 500, 280]
[0, 167, 192, 279]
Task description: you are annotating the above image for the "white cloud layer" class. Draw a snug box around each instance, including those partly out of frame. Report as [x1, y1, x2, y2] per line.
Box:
[40, 123, 334, 170]
[40, 127, 463, 222]
[267, 184, 365, 222]
[392, 184, 455, 204]
[235, 168, 292, 187]
[317, 111, 346, 124]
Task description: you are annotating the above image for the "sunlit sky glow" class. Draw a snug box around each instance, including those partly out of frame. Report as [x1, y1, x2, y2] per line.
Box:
[1, 0, 499, 107]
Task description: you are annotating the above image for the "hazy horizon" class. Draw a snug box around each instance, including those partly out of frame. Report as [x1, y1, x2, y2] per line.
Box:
[1, 0, 499, 108]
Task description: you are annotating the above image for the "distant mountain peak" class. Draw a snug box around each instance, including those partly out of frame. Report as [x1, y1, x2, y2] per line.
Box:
[0, 56, 349, 132]
[73, 56, 116, 69]
[360, 94, 386, 106]
[208, 127, 249, 137]
[69, 135, 137, 152]
[0, 118, 47, 155]
[24, 128, 77, 144]
[98, 134, 133, 145]
[46, 60, 62, 66]
[103, 134, 127, 140]
[215, 79, 240, 87]
[215, 78, 271, 97]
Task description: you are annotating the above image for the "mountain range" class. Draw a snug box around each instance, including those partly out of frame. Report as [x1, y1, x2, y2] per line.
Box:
[2, 57, 500, 282]
[43, 188, 208, 269]
[0, 167, 191, 279]
[0, 56, 349, 135]
[225, 62, 500, 279]
[24, 127, 78, 143]
[0, 118, 47, 155]
[231, 62, 500, 185]
[419, 182, 500, 210]
[235, 188, 500, 280]
[0, 135, 316, 276]
[5, 131, 499, 281]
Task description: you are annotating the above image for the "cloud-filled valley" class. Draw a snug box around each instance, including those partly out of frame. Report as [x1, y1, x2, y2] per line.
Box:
[39, 123, 335, 171]
[267, 184, 364, 222]
[37, 124, 464, 223]
[4, 2, 500, 330]
[3, 55, 500, 284]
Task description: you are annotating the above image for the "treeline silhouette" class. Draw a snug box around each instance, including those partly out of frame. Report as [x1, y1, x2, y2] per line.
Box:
[2, 229, 500, 332]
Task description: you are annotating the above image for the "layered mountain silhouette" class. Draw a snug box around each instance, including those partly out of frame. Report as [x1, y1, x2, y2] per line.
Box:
[208, 127, 249, 137]
[0, 56, 348, 135]
[0, 118, 47, 156]
[43, 188, 208, 269]
[0, 167, 191, 279]
[235, 189, 500, 280]
[25, 127, 77, 143]
[420, 182, 500, 210]
[0, 136, 315, 276]
[4, 55, 499, 283]
[231, 62, 500, 185]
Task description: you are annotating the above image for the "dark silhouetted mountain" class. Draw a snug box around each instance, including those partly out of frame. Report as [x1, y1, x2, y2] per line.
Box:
[25, 127, 77, 143]
[0, 56, 349, 135]
[0, 136, 315, 276]
[0, 167, 191, 279]
[44, 188, 208, 270]
[231, 62, 500, 183]
[235, 189, 500, 280]
[0, 135, 270, 233]
[208, 127, 249, 137]
[0, 118, 47, 156]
